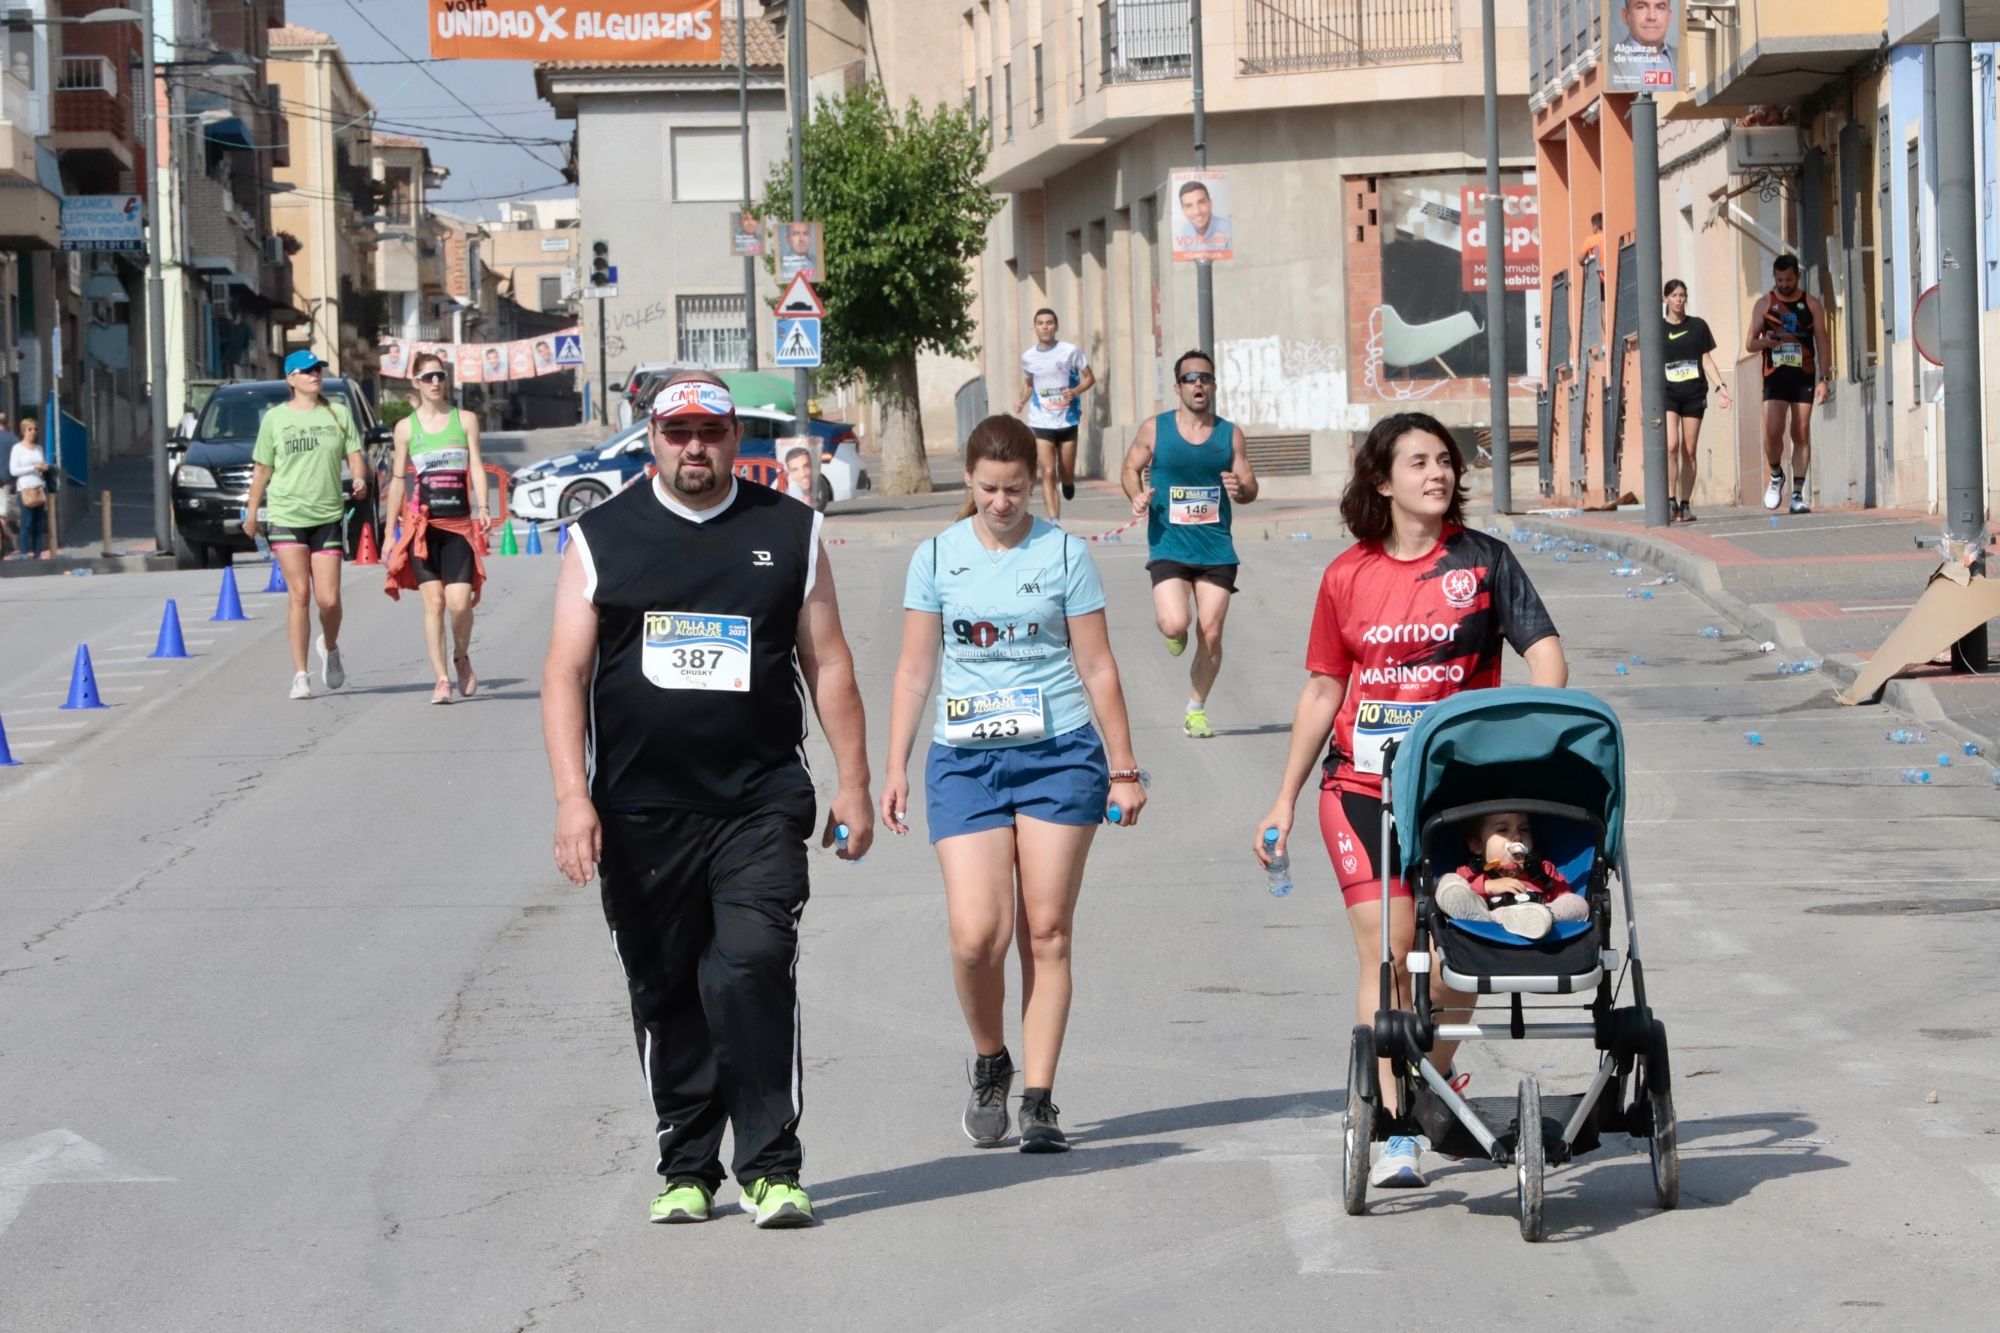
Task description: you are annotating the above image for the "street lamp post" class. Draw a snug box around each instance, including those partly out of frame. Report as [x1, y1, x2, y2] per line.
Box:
[138, 3, 172, 553]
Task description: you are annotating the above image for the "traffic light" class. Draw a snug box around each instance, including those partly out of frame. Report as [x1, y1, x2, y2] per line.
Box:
[590, 240, 612, 287]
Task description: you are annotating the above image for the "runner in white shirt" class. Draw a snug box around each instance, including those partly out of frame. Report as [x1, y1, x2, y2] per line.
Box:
[1013, 309, 1095, 522]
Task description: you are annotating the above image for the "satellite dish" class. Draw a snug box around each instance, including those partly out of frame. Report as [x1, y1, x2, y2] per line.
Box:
[1913, 283, 1943, 366]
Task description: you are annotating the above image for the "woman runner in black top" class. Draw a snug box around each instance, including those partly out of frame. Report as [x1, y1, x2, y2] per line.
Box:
[1661, 279, 1731, 523]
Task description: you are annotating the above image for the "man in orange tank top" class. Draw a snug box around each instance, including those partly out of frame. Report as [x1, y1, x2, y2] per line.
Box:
[1745, 253, 1830, 514]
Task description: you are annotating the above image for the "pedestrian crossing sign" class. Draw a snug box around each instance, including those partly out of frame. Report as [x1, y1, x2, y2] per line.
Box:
[552, 333, 584, 366]
[775, 317, 822, 368]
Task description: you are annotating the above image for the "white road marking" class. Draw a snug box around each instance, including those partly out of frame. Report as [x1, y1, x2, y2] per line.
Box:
[1737, 975, 1792, 996]
[1840, 603, 1916, 614]
[0, 1129, 173, 1239]
[2, 721, 88, 733]
[1968, 1164, 2000, 1199]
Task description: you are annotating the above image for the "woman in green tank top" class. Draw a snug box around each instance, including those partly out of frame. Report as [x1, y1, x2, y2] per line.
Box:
[385, 352, 492, 705]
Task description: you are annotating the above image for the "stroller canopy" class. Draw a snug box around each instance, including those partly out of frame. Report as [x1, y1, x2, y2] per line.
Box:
[1389, 686, 1627, 872]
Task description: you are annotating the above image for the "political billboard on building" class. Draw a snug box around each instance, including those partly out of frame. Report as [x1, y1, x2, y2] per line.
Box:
[429, 1, 721, 63]
[1607, 0, 1678, 93]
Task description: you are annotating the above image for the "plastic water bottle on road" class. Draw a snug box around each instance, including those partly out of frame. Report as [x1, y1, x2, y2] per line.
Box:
[1262, 829, 1293, 898]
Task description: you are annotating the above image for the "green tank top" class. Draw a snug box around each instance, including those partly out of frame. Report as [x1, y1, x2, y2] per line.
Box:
[406, 408, 472, 516]
[1145, 410, 1239, 567]
[408, 407, 467, 464]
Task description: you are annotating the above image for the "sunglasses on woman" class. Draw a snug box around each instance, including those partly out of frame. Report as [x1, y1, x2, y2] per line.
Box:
[415, 371, 449, 384]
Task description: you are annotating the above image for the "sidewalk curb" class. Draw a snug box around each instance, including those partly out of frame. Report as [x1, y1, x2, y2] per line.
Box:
[1483, 509, 1994, 755]
[0, 553, 178, 579]
[821, 511, 1351, 547]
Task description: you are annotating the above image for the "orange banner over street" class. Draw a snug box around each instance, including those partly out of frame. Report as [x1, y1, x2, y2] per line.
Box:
[428, 0, 721, 63]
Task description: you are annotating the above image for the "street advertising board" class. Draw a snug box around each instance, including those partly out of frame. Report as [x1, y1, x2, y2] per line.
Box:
[60, 195, 145, 252]
[774, 435, 818, 503]
[381, 329, 584, 382]
[428, 0, 721, 63]
[730, 210, 764, 258]
[776, 220, 822, 281]
[1169, 169, 1231, 263]
[1607, 0, 1678, 93]
[1457, 185, 1541, 293]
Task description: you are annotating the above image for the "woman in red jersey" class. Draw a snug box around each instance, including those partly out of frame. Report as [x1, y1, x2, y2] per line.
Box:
[1254, 411, 1568, 1189]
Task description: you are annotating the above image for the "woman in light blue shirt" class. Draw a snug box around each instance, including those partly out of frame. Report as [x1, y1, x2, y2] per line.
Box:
[882, 415, 1146, 1155]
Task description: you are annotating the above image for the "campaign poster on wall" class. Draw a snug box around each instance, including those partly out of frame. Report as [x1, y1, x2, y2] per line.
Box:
[1607, 0, 1678, 93]
[1168, 170, 1231, 262]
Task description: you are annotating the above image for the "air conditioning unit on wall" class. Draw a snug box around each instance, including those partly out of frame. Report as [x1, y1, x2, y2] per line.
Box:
[1729, 126, 1805, 173]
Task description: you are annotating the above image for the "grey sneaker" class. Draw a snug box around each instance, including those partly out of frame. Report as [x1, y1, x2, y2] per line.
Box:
[1018, 1089, 1069, 1153]
[316, 634, 345, 690]
[963, 1049, 1014, 1147]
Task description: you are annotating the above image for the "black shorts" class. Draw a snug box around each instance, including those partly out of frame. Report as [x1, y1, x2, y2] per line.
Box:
[1663, 388, 1707, 419]
[1762, 368, 1817, 404]
[411, 526, 477, 586]
[1031, 426, 1078, 445]
[268, 520, 344, 553]
[1147, 559, 1239, 593]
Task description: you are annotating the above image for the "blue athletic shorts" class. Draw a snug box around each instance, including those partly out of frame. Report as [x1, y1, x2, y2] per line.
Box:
[924, 724, 1110, 843]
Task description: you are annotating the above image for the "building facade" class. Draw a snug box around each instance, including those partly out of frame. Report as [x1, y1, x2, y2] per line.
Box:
[536, 16, 787, 416]
[958, 0, 1539, 488]
[269, 23, 377, 385]
[370, 131, 448, 347]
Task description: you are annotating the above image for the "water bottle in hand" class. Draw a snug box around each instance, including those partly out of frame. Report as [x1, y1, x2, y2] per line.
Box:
[1106, 804, 1122, 825]
[1263, 829, 1293, 898]
[834, 823, 850, 855]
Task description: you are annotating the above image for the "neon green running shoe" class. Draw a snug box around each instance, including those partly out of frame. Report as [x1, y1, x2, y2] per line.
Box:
[740, 1174, 814, 1229]
[1164, 632, 1188, 657]
[1183, 708, 1215, 739]
[649, 1178, 713, 1224]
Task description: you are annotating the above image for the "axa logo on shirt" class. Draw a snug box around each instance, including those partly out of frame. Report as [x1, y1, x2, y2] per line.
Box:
[1360, 621, 1460, 646]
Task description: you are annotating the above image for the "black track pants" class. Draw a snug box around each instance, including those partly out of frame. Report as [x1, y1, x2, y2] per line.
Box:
[597, 791, 814, 1189]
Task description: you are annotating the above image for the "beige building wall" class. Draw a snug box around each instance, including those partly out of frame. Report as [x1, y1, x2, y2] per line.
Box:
[484, 221, 583, 316]
[270, 26, 376, 378]
[966, 2, 1536, 487]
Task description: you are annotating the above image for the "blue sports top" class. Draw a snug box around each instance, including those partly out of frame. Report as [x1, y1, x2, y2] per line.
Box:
[1145, 409, 1239, 568]
[904, 517, 1107, 748]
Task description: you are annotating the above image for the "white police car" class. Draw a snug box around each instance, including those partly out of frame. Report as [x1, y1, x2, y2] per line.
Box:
[510, 407, 869, 520]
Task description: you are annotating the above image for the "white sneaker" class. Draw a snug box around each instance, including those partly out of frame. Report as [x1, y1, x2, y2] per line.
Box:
[1789, 493, 1811, 515]
[317, 634, 345, 690]
[1762, 473, 1784, 509]
[1370, 1134, 1426, 1188]
[289, 671, 312, 701]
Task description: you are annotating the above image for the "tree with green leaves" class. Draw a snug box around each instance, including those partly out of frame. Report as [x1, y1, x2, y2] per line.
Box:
[761, 82, 1000, 495]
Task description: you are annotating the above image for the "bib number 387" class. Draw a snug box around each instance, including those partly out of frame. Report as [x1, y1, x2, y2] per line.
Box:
[643, 611, 752, 692]
[945, 687, 1046, 745]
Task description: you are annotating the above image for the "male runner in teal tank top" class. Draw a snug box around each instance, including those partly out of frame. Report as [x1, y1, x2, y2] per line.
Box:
[1119, 349, 1260, 738]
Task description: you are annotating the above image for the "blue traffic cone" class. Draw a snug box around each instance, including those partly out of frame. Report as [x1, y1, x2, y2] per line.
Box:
[263, 560, 288, 594]
[60, 645, 107, 710]
[524, 522, 544, 555]
[149, 599, 190, 659]
[210, 567, 248, 622]
[0, 713, 21, 766]
[556, 524, 570, 555]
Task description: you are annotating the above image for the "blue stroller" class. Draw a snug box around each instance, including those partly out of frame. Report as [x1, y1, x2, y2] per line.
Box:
[1342, 686, 1679, 1241]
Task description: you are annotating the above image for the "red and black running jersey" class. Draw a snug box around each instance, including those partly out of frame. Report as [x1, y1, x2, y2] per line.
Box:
[1305, 524, 1557, 797]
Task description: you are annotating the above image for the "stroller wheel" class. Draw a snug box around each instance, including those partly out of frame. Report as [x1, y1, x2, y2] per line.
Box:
[1342, 1025, 1376, 1217]
[1517, 1077, 1545, 1242]
[1648, 1084, 1680, 1209]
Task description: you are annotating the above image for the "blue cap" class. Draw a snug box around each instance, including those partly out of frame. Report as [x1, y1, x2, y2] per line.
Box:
[284, 349, 327, 376]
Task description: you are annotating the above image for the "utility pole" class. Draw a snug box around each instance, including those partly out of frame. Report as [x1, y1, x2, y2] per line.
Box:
[1481, 0, 1510, 514]
[1633, 93, 1669, 529]
[738, 0, 757, 369]
[1936, 0, 1990, 670]
[787, 0, 809, 439]
[141, 3, 171, 553]
[1190, 0, 1212, 352]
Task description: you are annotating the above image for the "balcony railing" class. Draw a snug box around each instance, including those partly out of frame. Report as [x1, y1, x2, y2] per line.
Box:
[56, 55, 117, 94]
[1100, 1, 1192, 86]
[1242, 0, 1461, 75]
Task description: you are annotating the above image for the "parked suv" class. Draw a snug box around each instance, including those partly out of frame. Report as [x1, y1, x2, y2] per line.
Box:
[169, 378, 392, 569]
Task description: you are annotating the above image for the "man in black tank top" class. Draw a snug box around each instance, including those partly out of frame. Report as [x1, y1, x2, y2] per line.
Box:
[542, 373, 875, 1230]
[1745, 253, 1831, 514]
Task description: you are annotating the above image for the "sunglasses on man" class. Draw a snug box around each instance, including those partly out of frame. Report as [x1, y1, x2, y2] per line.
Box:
[1178, 371, 1216, 386]
[654, 420, 734, 445]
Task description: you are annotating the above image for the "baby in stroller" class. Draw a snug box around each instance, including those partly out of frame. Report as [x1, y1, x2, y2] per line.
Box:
[1435, 810, 1588, 940]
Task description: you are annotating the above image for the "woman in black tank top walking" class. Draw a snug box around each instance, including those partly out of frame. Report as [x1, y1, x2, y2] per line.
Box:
[1660, 280, 1730, 523]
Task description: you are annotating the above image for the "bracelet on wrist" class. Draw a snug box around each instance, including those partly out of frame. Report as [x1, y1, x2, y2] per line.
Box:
[1109, 767, 1150, 786]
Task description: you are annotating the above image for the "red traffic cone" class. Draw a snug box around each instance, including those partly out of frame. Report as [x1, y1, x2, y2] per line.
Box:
[353, 522, 381, 566]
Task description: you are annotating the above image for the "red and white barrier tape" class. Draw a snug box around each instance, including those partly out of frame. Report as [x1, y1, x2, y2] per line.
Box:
[1081, 517, 1143, 543]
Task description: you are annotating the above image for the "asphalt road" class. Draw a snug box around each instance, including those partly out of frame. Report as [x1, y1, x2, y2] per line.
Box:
[1, 515, 1996, 1330]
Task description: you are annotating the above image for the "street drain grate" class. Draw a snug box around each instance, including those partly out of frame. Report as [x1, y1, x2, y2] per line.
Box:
[1808, 898, 2000, 916]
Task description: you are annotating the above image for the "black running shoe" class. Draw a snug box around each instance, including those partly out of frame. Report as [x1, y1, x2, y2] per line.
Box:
[1061, 482, 1076, 501]
[963, 1049, 1014, 1147]
[1018, 1089, 1070, 1153]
